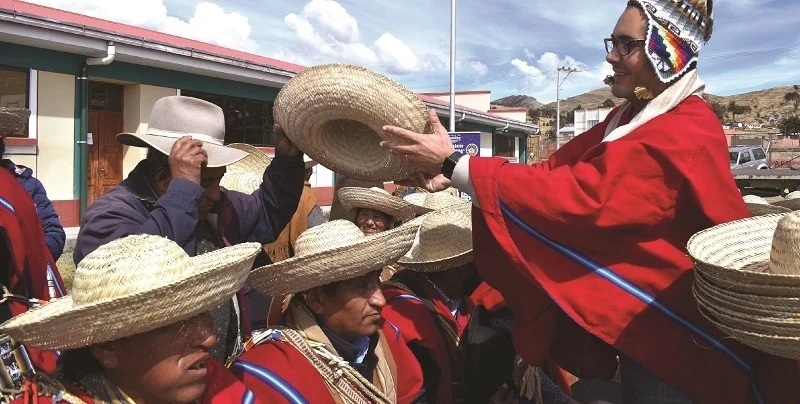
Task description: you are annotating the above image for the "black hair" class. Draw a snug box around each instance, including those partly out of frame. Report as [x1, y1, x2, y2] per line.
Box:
[57, 347, 105, 382]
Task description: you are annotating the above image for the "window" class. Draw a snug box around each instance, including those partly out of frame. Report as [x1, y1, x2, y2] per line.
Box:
[0, 66, 30, 137]
[752, 148, 766, 160]
[739, 152, 751, 164]
[90, 82, 124, 112]
[493, 134, 516, 157]
[181, 90, 275, 146]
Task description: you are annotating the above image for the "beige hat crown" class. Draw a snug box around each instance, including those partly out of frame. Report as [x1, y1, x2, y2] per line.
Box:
[0, 234, 261, 350]
[399, 203, 473, 272]
[116, 96, 247, 167]
[220, 143, 272, 194]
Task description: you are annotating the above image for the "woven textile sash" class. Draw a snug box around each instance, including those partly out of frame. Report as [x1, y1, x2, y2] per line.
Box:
[282, 303, 397, 404]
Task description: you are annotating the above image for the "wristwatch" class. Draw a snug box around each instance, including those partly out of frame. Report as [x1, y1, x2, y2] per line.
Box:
[441, 151, 464, 180]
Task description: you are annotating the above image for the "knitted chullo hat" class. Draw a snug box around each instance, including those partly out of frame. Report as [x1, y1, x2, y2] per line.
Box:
[630, 0, 714, 83]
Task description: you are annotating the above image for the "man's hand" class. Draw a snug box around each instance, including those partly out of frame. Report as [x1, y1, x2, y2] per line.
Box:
[395, 173, 451, 193]
[169, 136, 207, 184]
[381, 109, 456, 175]
[274, 123, 301, 158]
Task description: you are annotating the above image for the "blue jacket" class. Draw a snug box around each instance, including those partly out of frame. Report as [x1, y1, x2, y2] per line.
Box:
[73, 154, 304, 264]
[1, 159, 66, 261]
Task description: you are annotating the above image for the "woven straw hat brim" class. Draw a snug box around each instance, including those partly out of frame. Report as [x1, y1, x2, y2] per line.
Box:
[226, 143, 271, 174]
[0, 108, 30, 136]
[746, 203, 791, 216]
[0, 243, 261, 350]
[221, 172, 262, 194]
[273, 64, 431, 181]
[694, 274, 800, 316]
[248, 223, 419, 296]
[694, 279, 800, 324]
[697, 303, 800, 360]
[338, 187, 417, 223]
[687, 213, 800, 289]
[116, 132, 247, 168]
[398, 203, 474, 273]
[772, 199, 800, 211]
[694, 287, 800, 337]
[329, 177, 385, 221]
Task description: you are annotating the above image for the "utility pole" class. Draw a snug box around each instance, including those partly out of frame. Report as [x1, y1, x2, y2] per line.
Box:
[555, 66, 579, 149]
[448, 0, 456, 132]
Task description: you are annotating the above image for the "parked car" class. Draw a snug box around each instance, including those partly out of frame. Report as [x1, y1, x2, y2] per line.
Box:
[730, 146, 769, 170]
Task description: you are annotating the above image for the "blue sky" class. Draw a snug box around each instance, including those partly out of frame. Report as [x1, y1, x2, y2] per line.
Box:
[31, 0, 800, 102]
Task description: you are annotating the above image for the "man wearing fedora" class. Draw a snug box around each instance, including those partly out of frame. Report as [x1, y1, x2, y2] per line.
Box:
[0, 107, 66, 394]
[232, 220, 425, 403]
[74, 95, 305, 363]
[1, 234, 263, 403]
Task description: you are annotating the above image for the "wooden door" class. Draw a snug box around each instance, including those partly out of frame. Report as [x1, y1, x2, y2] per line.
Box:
[87, 110, 124, 205]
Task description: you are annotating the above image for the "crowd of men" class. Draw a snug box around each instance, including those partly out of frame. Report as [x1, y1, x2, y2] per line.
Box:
[1, 0, 799, 403]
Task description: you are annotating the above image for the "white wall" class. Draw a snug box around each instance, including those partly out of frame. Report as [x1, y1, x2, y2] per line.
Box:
[122, 84, 178, 177]
[36, 71, 76, 200]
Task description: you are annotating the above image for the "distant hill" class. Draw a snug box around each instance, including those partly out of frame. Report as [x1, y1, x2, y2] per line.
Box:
[492, 84, 800, 127]
[491, 95, 543, 109]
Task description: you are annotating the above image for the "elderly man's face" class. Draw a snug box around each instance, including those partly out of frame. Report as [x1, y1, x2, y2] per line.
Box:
[605, 6, 667, 107]
[93, 312, 216, 403]
[306, 270, 386, 341]
[355, 208, 392, 235]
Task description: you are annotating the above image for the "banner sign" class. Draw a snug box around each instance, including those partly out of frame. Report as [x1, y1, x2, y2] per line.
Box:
[448, 132, 481, 157]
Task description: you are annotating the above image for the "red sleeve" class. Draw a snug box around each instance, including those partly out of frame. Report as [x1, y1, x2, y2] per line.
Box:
[381, 321, 424, 404]
[202, 359, 261, 404]
[468, 282, 506, 313]
[231, 342, 335, 404]
[381, 287, 437, 348]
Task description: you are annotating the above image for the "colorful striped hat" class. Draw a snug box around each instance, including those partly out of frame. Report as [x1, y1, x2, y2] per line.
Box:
[631, 0, 713, 83]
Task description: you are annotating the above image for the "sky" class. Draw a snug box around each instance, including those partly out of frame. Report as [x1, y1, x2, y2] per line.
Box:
[25, 0, 800, 103]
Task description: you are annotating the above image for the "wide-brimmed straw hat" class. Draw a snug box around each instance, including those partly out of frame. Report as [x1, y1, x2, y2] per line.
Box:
[772, 198, 800, 211]
[0, 234, 261, 350]
[247, 219, 420, 296]
[273, 64, 431, 181]
[0, 108, 30, 137]
[338, 187, 417, 223]
[329, 176, 385, 221]
[117, 96, 247, 167]
[405, 190, 468, 216]
[398, 203, 473, 272]
[742, 194, 790, 216]
[687, 212, 800, 359]
[220, 143, 272, 194]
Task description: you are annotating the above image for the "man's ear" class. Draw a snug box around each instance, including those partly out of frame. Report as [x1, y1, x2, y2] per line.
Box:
[153, 166, 172, 195]
[90, 342, 120, 370]
[303, 288, 326, 316]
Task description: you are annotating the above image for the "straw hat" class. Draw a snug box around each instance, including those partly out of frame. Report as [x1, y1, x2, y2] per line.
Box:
[771, 198, 800, 211]
[220, 143, 272, 194]
[338, 187, 417, 223]
[0, 108, 30, 137]
[247, 219, 419, 296]
[398, 203, 473, 272]
[0, 234, 261, 350]
[742, 194, 790, 216]
[117, 96, 247, 167]
[687, 212, 800, 359]
[329, 176, 385, 221]
[273, 64, 431, 181]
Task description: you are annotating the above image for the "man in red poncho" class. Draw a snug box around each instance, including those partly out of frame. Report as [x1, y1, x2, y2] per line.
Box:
[0, 107, 66, 390]
[380, 1, 800, 402]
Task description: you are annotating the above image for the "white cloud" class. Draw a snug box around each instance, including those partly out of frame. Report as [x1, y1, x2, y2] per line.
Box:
[26, 0, 259, 53]
[465, 61, 489, 77]
[509, 51, 612, 102]
[278, 0, 444, 74]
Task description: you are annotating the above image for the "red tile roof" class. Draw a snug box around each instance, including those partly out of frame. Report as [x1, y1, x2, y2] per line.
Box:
[0, 0, 304, 73]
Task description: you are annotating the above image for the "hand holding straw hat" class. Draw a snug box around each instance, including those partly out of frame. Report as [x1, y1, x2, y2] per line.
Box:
[0, 234, 261, 350]
[273, 63, 432, 181]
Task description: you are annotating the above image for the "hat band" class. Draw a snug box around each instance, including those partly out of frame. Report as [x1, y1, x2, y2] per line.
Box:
[147, 128, 224, 146]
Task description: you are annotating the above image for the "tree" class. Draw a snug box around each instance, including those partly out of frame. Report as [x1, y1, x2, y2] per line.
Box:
[785, 85, 800, 115]
[602, 98, 616, 108]
[710, 102, 726, 122]
[727, 101, 751, 122]
[780, 116, 800, 135]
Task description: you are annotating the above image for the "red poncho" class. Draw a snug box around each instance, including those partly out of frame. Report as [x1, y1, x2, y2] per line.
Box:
[468, 96, 799, 403]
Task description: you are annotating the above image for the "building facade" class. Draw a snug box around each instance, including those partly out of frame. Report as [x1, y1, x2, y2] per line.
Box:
[0, 0, 536, 227]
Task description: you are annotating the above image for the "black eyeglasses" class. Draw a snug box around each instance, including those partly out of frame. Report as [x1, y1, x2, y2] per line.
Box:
[604, 38, 646, 56]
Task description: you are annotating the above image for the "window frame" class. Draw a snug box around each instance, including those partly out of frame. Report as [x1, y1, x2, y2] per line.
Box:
[0, 66, 36, 139]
